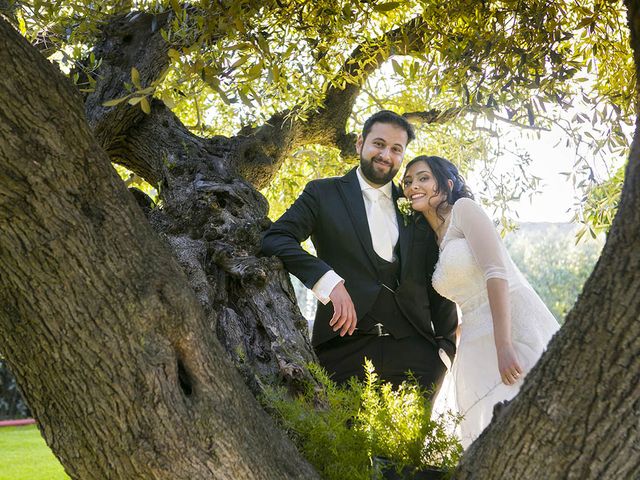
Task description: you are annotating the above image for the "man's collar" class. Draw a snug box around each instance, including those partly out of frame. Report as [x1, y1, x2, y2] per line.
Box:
[356, 166, 393, 199]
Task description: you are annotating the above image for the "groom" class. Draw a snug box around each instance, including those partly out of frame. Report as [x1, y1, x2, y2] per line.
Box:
[261, 111, 458, 395]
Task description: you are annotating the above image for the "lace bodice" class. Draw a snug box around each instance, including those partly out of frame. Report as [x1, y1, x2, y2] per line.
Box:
[433, 238, 490, 312]
[432, 198, 526, 313]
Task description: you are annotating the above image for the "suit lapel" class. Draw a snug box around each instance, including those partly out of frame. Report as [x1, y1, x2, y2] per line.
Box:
[392, 184, 413, 280]
[337, 168, 380, 270]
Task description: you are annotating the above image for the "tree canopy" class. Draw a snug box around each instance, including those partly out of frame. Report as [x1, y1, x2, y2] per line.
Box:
[4, 0, 633, 226]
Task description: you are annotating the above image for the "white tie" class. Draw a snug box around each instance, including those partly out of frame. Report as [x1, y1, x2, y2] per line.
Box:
[363, 188, 394, 262]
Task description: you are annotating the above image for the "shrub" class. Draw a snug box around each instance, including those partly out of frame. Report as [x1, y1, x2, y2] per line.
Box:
[262, 361, 462, 479]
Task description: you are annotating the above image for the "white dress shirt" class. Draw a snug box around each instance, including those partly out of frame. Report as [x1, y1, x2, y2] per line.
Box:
[311, 167, 399, 304]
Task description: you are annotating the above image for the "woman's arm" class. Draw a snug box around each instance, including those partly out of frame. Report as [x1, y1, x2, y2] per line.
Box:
[454, 198, 522, 385]
[487, 278, 522, 385]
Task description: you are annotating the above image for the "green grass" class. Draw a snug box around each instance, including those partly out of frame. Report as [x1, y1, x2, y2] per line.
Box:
[0, 425, 69, 480]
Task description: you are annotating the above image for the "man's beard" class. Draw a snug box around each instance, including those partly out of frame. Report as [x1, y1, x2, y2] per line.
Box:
[360, 154, 399, 185]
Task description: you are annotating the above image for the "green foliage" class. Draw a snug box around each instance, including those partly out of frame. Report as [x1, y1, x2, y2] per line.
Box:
[505, 223, 604, 321]
[12, 1, 633, 130]
[113, 164, 159, 203]
[101, 67, 160, 114]
[8, 0, 631, 230]
[261, 145, 355, 221]
[262, 361, 462, 480]
[571, 164, 625, 241]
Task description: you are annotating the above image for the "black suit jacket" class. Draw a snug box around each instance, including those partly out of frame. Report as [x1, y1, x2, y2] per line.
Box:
[261, 168, 458, 358]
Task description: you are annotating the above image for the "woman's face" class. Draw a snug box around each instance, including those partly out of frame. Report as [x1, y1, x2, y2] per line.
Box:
[402, 161, 445, 213]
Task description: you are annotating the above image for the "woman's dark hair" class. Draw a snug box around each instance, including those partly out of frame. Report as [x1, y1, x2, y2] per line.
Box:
[403, 155, 474, 221]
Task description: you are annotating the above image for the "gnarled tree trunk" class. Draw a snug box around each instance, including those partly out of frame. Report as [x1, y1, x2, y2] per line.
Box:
[0, 18, 318, 479]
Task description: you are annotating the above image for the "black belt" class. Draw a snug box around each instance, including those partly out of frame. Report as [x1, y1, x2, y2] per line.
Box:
[353, 323, 391, 337]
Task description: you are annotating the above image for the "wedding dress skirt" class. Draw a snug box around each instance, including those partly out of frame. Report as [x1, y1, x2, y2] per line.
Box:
[431, 199, 559, 448]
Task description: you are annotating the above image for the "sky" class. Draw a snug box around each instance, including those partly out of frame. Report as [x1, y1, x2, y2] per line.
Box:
[474, 121, 629, 224]
[495, 130, 577, 223]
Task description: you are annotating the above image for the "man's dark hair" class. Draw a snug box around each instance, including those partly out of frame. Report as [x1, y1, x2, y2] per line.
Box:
[361, 110, 416, 144]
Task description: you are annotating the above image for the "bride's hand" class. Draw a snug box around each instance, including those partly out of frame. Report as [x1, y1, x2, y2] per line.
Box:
[497, 343, 523, 386]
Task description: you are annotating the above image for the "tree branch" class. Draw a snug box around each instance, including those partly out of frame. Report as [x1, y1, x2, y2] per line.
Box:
[404, 106, 552, 131]
[403, 107, 468, 125]
[82, 11, 173, 149]
[237, 15, 435, 187]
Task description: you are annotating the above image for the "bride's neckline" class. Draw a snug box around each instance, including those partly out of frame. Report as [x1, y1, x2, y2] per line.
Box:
[435, 211, 453, 247]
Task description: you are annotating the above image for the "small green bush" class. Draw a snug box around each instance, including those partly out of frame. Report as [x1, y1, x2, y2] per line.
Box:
[262, 361, 462, 480]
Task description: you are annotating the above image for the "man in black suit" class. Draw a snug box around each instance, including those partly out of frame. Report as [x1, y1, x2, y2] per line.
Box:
[261, 111, 458, 396]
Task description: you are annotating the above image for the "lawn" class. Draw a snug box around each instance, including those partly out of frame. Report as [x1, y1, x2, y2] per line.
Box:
[0, 425, 69, 480]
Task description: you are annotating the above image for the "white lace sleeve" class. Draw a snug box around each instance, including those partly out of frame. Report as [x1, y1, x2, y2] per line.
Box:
[452, 198, 508, 281]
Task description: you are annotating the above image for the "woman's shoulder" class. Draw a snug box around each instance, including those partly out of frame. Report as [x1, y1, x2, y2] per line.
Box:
[451, 197, 482, 216]
[450, 198, 496, 232]
[452, 197, 477, 208]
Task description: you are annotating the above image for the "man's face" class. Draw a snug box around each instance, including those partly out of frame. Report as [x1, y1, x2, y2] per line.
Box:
[356, 122, 409, 186]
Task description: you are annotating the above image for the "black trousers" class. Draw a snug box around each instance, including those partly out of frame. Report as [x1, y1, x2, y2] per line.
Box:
[315, 333, 447, 401]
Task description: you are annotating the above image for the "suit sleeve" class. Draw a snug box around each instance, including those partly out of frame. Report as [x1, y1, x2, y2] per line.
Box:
[261, 181, 333, 289]
[429, 279, 458, 360]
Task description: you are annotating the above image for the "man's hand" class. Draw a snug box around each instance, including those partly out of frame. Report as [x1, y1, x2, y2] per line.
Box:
[328, 282, 357, 336]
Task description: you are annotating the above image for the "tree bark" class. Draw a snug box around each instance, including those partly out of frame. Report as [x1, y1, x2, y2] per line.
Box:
[0, 18, 318, 479]
[74, 11, 319, 396]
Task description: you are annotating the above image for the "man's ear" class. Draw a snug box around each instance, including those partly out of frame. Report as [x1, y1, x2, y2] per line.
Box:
[355, 134, 363, 155]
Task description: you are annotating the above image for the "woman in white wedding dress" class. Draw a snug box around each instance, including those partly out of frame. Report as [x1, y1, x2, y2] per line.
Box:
[402, 155, 559, 448]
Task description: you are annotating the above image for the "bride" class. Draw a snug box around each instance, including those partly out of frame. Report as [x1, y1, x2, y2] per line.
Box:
[402, 155, 560, 448]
